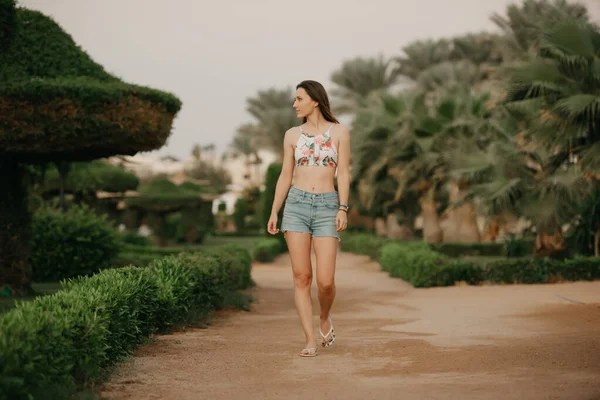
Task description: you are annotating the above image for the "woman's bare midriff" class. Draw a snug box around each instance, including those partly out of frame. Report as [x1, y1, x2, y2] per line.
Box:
[292, 166, 337, 193]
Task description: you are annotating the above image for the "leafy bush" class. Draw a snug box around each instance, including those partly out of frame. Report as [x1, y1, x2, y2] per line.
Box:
[0, 245, 252, 399]
[30, 204, 120, 281]
[253, 238, 283, 262]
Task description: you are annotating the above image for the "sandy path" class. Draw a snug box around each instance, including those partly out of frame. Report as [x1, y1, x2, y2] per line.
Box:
[100, 252, 600, 400]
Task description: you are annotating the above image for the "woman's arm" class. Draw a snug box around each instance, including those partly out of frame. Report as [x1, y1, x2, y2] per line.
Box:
[336, 125, 351, 207]
[270, 129, 295, 217]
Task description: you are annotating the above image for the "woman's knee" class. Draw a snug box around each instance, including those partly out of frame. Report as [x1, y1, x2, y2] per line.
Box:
[317, 279, 335, 292]
[293, 272, 312, 289]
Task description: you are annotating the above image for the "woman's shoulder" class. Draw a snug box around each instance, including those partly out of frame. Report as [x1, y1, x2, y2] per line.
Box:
[284, 126, 302, 143]
[330, 122, 350, 138]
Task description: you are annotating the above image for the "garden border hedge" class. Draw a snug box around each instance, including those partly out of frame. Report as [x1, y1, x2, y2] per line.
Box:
[0, 245, 252, 399]
[341, 233, 600, 288]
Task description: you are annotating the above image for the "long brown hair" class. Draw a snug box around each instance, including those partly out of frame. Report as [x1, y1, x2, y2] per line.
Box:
[296, 80, 340, 124]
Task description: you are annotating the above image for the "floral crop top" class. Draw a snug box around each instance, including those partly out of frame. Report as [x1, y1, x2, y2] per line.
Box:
[294, 123, 338, 167]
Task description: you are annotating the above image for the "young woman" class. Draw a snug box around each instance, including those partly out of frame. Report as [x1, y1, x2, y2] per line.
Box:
[267, 80, 351, 357]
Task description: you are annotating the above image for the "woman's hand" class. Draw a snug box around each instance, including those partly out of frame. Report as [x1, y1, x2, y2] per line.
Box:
[267, 213, 279, 235]
[336, 210, 348, 232]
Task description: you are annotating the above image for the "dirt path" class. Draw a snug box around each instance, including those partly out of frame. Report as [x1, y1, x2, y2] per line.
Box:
[100, 252, 600, 400]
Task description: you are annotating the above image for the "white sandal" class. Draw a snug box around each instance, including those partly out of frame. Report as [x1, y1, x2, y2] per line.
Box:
[320, 315, 336, 348]
[299, 347, 317, 357]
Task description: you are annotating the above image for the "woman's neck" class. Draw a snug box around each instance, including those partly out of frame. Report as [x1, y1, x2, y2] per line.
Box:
[305, 112, 328, 130]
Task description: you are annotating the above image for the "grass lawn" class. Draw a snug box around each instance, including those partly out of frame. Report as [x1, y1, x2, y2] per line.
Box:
[0, 282, 63, 313]
[202, 235, 263, 250]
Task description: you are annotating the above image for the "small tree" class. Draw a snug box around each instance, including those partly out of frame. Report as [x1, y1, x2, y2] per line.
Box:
[233, 197, 249, 233]
[261, 163, 283, 234]
[125, 178, 217, 246]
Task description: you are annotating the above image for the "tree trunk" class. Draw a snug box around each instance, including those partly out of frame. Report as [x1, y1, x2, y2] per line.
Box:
[374, 217, 387, 237]
[56, 161, 70, 212]
[482, 216, 501, 242]
[386, 214, 413, 240]
[594, 229, 600, 257]
[534, 230, 567, 258]
[0, 157, 33, 296]
[420, 191, 443, 243]
[443, 182, 481, 243]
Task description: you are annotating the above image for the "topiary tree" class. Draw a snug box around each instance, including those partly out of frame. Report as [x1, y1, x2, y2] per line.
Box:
[39, 160, 139, 199]
[125, 178, 218, 246]
[260, 163, 283, 234]
[233, 197, 249, 233]
[0, 3, 182, 294]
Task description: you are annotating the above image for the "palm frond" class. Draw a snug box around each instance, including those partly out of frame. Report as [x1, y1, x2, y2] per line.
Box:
[554, 94, 600, 123]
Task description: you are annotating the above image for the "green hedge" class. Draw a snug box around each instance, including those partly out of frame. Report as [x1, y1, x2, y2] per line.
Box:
[253, 238, 284, 262]
[378, 241, 600, 288]
[30, 205, 120, 281]
[0, 245, 252, 399]
[340, 232, 538, 259]
[379, 241, 446, 287]
[430, 242, 506, 257]
[339, 233, 391, 260]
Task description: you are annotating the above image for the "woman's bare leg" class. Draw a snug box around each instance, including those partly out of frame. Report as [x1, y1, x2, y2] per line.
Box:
[313, 237, 338, 342]
[284, 232, 316, 351]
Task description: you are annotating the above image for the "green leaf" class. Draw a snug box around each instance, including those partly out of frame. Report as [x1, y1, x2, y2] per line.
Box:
[554, 94, 600, 121]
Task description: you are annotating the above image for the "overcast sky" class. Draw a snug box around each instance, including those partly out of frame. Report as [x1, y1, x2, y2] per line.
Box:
[18, 0, 600, 160]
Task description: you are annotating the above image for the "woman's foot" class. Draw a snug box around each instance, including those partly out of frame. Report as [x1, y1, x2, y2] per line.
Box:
[319, 315, 335, 347]
[299, 339, 318, 357]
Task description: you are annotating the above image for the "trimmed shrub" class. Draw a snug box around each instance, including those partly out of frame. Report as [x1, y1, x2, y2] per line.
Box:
[483, 258, 552, 284]
[253, 238, 283, 262]
[429, 260, 485, 287]
[547, 256, 600, 282]
[0, 245, 252, 399]
[30, 204, 120, 281]
[379, 241, 446, 287]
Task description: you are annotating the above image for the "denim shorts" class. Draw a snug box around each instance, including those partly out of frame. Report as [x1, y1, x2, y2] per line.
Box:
[281, 187, 340, 241]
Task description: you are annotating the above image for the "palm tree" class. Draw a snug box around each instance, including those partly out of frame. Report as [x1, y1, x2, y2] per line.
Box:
[449, 134, 589, 256]
[505, 18, 600, 172]
[394, 39, 454, 82]
[330, 55, 401, 114]
[490, 0, 590, 58]
[227, 123, 262, 185]
[245, 88, 299, 159]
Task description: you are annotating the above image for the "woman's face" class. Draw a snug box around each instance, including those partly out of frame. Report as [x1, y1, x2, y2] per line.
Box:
[293, 88, 317, 119]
